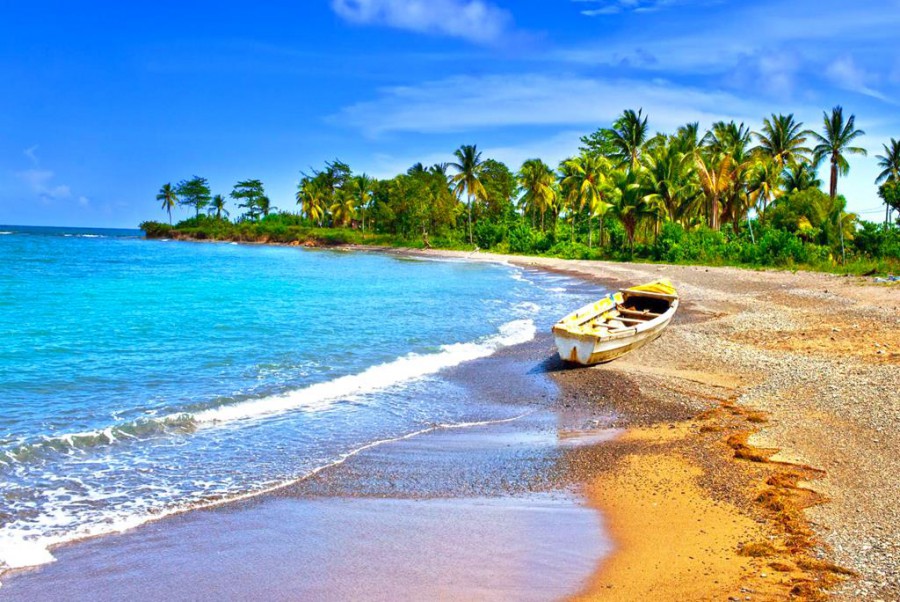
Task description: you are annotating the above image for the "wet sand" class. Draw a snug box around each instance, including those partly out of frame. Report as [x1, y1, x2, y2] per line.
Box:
[2, 335, 615, 601]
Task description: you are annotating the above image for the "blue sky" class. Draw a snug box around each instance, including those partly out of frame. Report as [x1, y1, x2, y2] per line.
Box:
[2, 0, 899, 227]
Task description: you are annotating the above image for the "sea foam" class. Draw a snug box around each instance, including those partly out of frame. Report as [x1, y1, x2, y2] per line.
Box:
[191, 318, 536, 426]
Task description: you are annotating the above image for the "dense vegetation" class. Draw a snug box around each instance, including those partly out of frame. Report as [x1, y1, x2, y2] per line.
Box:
[143, 107, 900, 274]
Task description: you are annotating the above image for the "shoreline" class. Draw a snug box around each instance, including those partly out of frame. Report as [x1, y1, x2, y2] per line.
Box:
[4, 241, 897, 599]
[352, 246, 898, 599]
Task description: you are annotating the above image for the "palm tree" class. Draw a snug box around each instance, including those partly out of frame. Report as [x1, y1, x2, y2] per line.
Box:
[610, 109, 649, 170]
[330, 188, 356, 227]
[811, 106, 867, 200]
[296, 178, 327, 226]
[875, 138, 900, 184]
[156, 183, 177, 225]
[208, 194, 229, 220]
[353, 174, 373, 232]
[517, 159, 556, 231]
[694, 151, 734, 231]
[642, 141, 696, 223]
[705, 121, 752, 159]
[562, 153, 612, 248]
[673, 122, 701, 154]
[875, 138, 900, 226]
[747, 158, 782, 216]
[258, 196, 275, 218]
[610, 168, 658, 255]
[782, 161, 822, 194]
[754, 113, 811, 169]
[449, 144, 487, 246]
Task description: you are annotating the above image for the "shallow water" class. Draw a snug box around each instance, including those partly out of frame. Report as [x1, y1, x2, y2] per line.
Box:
[0, 226, 597, 573]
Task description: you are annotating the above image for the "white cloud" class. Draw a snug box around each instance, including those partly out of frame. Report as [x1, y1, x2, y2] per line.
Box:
[24, 145, 39, 165]
[573, 0, 702, 16]
[825, 56, 894, 104]
[16, 168, 72, 201]
[333, 73, 786, 137]
[330, 0, 512, 44]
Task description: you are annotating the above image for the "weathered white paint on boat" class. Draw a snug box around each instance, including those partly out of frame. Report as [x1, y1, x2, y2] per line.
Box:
[552, 280, 678, 365]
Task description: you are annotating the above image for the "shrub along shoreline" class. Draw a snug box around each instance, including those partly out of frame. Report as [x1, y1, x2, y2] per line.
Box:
[140, 215, 899, 276]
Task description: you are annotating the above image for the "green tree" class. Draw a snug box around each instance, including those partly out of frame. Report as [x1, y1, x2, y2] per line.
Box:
[449, 144, 488, 246]
[517, 159, 557, 231]
[754, 113, 811, 169]
[231, 179, 266, 221]
[642, 141, 696, 223]
[782, 161, 822, 194]
[610, 168, 658, 255]
[610, 109, 649, 170]
[811, 106, 867, 200]
[579, 127, 619, 158]
[694, 151, 733, 231]
[747, 158, 782, 216]
[208, 194, 229, 220]
[296, 178, 328, 226]
[478, 159, 517, 221]
[259, 195, 275, 218]
[353, 174, 374, 232]
[878, 181, 900, 221]
[176, 176, 212, 217]
[875, 138, 900, 226]
[330, 188, 357, 227]
[156, 183, 177, 225]
[562, 153, 612, 248]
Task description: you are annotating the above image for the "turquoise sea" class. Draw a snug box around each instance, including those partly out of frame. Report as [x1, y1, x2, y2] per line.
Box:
[0, 226, 592, 573]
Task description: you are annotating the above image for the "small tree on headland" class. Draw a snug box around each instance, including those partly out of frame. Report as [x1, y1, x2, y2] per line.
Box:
[208, 194, 229, 220]
[156, 183, 178, 225]
[176, 176, 212, 217]
[231, 179, 266, 221]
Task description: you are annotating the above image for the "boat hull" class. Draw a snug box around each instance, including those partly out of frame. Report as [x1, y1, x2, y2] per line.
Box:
[554, 311, 674, 365]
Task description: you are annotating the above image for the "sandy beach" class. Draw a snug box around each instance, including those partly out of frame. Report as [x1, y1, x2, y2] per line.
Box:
[396, 249, 898, 600]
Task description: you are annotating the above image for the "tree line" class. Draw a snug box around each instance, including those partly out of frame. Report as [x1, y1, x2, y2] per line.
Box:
[150, 106, 900, 270]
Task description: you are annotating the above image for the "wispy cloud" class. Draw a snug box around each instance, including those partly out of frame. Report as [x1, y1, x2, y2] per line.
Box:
[16, 169, 72, 202]
[330, 0, 513, 44]
[15, 147, 76, 203]
[825, 56, 895, 105]
[572, 0, 707, 16]
[333, 73, 792, 137]
[24, 145, 39, 165]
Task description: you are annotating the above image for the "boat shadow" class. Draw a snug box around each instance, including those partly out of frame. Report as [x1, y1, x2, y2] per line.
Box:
[529, 354, 586, 375]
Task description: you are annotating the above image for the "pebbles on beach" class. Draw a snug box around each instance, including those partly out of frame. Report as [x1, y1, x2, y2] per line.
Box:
[527, 258, 899, 601]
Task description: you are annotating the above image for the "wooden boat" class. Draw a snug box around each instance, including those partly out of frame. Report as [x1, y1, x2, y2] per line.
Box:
[552, 279, 678, 365]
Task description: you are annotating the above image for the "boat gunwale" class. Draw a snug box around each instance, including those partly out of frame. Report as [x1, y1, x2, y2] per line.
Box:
[552, 294, 678, 343]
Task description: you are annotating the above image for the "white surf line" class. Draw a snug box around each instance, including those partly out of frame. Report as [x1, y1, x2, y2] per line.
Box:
[0, 412, 534, 577]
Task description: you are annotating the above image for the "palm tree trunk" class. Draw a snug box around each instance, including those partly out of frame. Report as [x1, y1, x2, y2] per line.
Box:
[588, 214, 593, 248]
[467, 193, 473, 246]
[830, 160, 838, 199]
[540, 209, 545, 232]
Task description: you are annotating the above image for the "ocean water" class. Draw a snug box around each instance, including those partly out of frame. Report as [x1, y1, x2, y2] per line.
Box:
[0, 225, 591, 574]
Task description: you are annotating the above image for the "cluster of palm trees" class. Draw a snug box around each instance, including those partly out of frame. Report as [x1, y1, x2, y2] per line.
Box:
[160, 106, 899, 259]
[157, 177, 273, 224]
[296, 160, 374, 230]
[510, 107, 880, 255]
